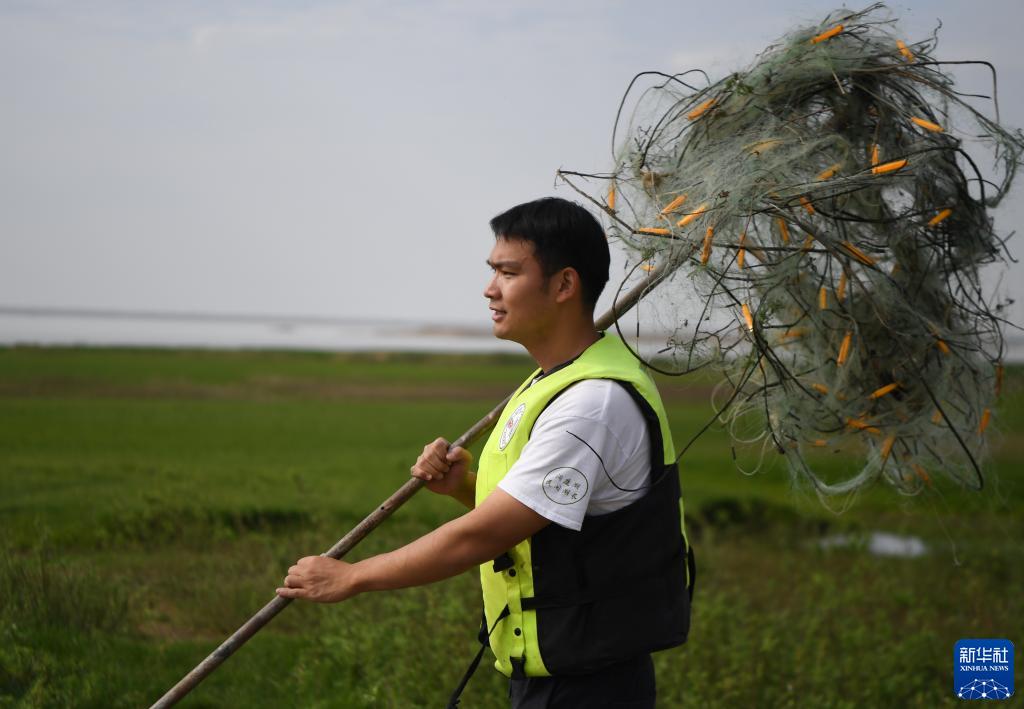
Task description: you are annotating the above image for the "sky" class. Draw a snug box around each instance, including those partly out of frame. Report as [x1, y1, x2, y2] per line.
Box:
[2, 0, 1022, 335]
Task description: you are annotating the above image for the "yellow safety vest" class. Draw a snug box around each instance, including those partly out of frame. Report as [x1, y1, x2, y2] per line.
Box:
[475, 334, 692, 678]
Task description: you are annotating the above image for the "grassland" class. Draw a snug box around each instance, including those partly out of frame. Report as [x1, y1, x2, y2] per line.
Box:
[0, 346, 1021, 708]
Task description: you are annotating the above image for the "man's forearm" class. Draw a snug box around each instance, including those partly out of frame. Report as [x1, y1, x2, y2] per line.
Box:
[351, 508, 498, 592]
[350, 488, 548, 595]
[279, 489, 549, 603]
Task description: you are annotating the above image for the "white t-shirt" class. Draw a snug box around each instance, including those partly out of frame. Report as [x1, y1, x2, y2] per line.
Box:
[496, 378, 652, 531]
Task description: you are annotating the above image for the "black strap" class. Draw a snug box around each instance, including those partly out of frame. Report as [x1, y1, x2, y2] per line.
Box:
[687, 544, 697, 601]
[492, 552, 515, 573]
[509, 656, 527, 680]
[446, 605, 510, 709]
[614, 379, 671, 486]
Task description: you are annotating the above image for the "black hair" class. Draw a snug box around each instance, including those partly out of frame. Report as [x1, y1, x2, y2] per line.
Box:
[489, 197, 610, 310]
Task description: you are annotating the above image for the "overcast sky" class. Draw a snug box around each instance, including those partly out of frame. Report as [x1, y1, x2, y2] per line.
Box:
[2, 0, 1022, 331]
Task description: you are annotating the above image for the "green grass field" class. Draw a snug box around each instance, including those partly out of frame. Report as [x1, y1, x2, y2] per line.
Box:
[1, 346, 1021, 708]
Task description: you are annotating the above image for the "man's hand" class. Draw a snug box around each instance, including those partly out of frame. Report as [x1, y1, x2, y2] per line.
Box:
[276, 556, 360, 603]
[411, 437, 474, 506]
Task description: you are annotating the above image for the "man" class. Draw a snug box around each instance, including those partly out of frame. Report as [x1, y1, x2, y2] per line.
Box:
[277, 197, 693, 708]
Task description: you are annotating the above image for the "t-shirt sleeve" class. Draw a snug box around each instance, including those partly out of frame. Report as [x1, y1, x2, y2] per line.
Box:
[496, 388, 632, 531]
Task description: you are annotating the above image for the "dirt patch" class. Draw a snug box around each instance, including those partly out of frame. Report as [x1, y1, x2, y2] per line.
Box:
[0, 375, 717, 403]
[0, 376, 514, 402]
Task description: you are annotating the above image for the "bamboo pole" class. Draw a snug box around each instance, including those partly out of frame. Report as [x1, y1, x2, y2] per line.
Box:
[150, 255, 682, 708]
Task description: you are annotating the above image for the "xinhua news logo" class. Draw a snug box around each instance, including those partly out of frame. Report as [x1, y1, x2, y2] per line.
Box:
[954, 639, 1014, 700]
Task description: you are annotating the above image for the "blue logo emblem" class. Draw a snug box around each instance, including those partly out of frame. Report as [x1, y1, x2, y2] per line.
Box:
[954, 639, 1014, 700]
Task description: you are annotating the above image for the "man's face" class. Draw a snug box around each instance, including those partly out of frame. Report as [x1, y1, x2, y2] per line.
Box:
[484, 237, 558, 344]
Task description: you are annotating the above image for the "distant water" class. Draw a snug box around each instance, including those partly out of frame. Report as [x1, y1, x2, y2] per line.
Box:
[0, 307, 521, 353]
[2, 306, 1023, 359]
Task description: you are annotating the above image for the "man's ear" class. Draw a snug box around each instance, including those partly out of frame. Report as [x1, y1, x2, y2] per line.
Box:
[553, 267, 581, 304]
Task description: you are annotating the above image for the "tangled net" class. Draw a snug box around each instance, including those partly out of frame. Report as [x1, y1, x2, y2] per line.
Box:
[559, 4, 1023, 496]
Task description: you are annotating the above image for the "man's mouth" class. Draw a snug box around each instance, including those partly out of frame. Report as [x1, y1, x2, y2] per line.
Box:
[490, 307, 506, 322]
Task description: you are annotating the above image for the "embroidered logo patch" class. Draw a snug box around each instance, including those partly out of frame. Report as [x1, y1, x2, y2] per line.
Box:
[498, 403, 526, 450]
[542, 467, 588, 505]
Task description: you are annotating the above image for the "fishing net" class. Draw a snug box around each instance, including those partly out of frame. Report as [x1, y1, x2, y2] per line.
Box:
[559, 3, 1023, 496]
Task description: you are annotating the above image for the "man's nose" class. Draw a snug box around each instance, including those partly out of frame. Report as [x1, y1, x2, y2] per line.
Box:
[483, 274, 499, 299]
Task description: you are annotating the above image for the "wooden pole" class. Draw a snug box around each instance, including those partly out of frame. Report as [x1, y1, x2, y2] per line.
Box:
[150, 257, 680, 708]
